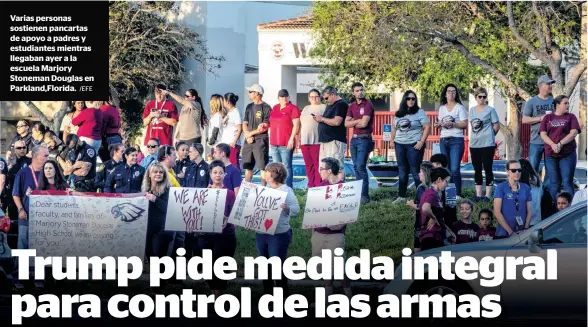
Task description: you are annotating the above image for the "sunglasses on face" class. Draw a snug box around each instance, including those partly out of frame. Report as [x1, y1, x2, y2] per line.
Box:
[480, 218, 490, 221]
[147, 145, 158, 148]
[406, 97, 416, 101]
[509, 169, 522, 173]
[477, 95, 487, 99]
[447, 90, 456, 94]
[15, 146, 26, 150]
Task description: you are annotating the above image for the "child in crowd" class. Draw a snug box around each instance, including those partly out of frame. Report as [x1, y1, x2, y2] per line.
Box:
[407, 162, 433, 253]
[451, 200, 480, 244]
[477, 208, 496, 241]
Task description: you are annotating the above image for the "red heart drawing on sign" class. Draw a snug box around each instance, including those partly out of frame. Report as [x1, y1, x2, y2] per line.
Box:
[264, 219, 273, 231]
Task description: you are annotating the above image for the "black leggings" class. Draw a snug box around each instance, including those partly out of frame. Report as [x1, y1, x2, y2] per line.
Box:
[470, 146, 495, 186]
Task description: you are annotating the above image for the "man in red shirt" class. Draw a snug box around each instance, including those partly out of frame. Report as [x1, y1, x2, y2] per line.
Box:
[345, 82, 374, 204]
[269, 89, 301, 188]
[142, 84, 178, 147]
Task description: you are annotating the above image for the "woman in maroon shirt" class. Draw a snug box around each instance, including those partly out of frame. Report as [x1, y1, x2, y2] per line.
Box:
[72, 101, 104, 152]
[539, 95, 581, 200]
[37, 160, 69, 191]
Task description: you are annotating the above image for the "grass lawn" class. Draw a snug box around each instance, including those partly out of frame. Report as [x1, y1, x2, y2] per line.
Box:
[233, 187, 494, 276]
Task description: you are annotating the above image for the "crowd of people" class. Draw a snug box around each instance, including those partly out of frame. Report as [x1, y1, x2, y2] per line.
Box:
[0, 74, 585, 297]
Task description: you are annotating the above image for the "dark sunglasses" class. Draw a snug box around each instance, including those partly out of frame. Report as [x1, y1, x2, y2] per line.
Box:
[147, 145, 158, 148]
[477, 95, 487, 99]
[14, 146, 26, 150]
[509, 169, 522, 173]
[406, 97, 416, 101]
[480, 218, 490, 221]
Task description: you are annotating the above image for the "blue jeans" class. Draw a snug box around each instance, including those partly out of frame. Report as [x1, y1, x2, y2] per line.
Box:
[545, 152, 576, 201]
[439, 137, 465, 195]
[270, 145, 294, 188]
[395, 142, 425, 198]
[350, 137, 374, 198]
[18, 224, 28, 249]
[529, 144, 545, 175]
[256, 229, 292, 294]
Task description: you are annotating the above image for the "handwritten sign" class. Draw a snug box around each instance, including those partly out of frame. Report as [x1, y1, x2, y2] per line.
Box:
[166, 187, 227, 233]
[28, 191, 149, 258]
[302, 180, 362, 229]
[228, 181, 286, 235]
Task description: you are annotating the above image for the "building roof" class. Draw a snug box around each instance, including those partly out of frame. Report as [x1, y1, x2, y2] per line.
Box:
[257, 16, 313, 31]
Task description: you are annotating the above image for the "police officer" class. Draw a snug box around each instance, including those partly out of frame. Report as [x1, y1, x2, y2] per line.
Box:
[184, 143, 209, 188]
[104, 147, 145, 194]
[94, 143, 125, 192]
[5, 140, 31, 223]
[62, 134, 98, 192]
[43, 130, 67, 162]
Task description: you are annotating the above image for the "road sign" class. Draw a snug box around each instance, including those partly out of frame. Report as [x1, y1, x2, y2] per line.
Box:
[383, 124, 392, 141]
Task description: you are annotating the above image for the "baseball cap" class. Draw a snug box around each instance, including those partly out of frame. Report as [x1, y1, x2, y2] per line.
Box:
[537, 75, 555, 85]
[246, 84, 264, 94]
[278, 89, 289, 97]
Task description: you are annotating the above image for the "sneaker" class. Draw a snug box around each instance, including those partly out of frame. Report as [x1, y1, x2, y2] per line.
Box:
[392, 197, 406, 204]
[456, 195, 463, 200]
[482, 196, 491, 202]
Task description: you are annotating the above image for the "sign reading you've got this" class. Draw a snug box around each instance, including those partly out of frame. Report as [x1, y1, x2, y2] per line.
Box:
[166, 187, 227, 233]
[228, 181, 286, 235]
[302, 180, 362, 229]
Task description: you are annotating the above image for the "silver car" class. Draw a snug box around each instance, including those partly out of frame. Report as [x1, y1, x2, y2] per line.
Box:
[383, 201, 587, 322]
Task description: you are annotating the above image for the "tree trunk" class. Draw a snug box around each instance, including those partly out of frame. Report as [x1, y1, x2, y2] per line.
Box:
[23, 101, 71, 133]
[579, 2, 587, 160]
[505, 96, 522, 159]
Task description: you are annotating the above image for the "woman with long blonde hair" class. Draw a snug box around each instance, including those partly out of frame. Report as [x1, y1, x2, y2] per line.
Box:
[142, 162, 175, 259]
[207, 94, 227, 147]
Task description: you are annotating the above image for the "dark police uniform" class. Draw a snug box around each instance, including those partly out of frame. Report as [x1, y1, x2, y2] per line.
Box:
[73, 142, 98, 191]
[183, 160, 210, 188]
[9, 133, 33, 154]
[0, 158, 8, 209]
[104, 164, 145, 193]
[48, 140, 67, 162]
[94, 159, 123, 192]
[174, 158, 193, 186]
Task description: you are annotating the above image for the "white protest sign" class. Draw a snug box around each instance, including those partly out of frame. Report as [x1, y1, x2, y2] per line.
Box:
[166, 187, 227, 233]
[228, 181, 286, 235]
[302, 180, 362, 229]
[28, 191, 149, 258]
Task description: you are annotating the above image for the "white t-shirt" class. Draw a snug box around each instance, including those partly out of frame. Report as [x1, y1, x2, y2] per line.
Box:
[208, 112, 224, 146]
[438, 103, 468, 138]
[220, 108, 243, 146]
[572, 188, 587, 205]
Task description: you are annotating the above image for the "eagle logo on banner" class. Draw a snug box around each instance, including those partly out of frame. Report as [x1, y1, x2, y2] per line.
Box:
[111, 203, 145, 223]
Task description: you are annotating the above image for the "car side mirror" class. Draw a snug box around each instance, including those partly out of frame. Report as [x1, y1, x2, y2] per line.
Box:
[529, 229, 543, 253]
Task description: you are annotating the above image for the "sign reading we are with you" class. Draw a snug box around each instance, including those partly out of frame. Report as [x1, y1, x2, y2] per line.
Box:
[166, 187, 226, 233]
[228, 181, 286, 235]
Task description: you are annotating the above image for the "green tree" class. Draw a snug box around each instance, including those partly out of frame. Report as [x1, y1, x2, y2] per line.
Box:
[25, 1, 224, 143]
[310, 1, 586, 159]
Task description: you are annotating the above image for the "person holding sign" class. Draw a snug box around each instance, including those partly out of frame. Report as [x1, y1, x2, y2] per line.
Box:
[199, 160, 237, 298]
[37, 160, 69, 191]
[256, 162, 300, 296]
[142, 162, 175, 259]
[312, 157, 352, 300]
[104, 147, 145, 194]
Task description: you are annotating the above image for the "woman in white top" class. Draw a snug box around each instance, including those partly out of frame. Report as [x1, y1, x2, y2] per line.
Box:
[207, 94, 226, 148]
[436, 84, 468, 196]
[60, 100, 84, 142]
[221, 92, 243, 168]
[298, 89, 326, 188]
